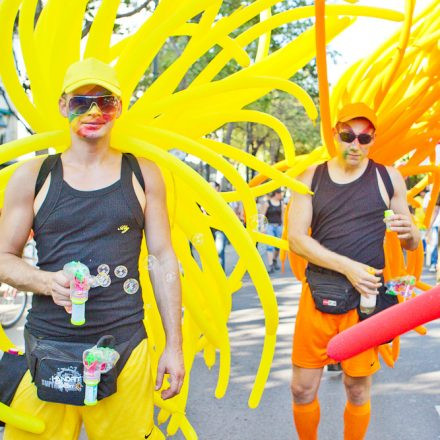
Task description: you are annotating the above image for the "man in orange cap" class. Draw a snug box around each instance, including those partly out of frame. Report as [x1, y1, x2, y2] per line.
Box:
[287, 102, 419, 439]
[0, 58, 184, 439]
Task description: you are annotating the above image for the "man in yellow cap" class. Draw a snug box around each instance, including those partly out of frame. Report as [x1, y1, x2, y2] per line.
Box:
[287, 102, 419, 439]
[0, 58, 184, 439]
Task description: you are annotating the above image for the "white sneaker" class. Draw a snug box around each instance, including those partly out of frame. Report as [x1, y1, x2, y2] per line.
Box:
[429, 264, 437, 272]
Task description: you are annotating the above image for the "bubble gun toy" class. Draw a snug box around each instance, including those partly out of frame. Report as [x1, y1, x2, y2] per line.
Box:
[386, 275, 416, 299]
[83, 345, 120, 406]
[63, 261, 91, 325]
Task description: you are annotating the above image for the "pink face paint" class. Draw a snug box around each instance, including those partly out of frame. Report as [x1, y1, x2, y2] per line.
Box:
[69, 107, 115, 138]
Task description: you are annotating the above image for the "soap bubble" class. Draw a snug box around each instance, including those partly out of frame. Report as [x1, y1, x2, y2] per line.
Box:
[191, 233, 204, 246]
[97, 273, 111, 288]
[114, 265, 128, 278]
[97, 264, 110, 275]
[165, 272, 178, 283]
[250, 214, 268, 233]
[146, 255, 159, 271]
[89, 276, 99, 288]
[124, 278, 139, 295]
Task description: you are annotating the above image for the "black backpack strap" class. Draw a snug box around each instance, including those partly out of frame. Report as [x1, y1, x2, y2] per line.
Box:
[376, 163, 394, 200]
[35, 153, 61, 197]
[123, 153, 145, 192]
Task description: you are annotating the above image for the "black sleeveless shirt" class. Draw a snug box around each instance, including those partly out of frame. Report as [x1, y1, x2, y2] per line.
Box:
[266, 200, 282, 225]
[310, 159, 393, 269]
[26, 154, 145, 342]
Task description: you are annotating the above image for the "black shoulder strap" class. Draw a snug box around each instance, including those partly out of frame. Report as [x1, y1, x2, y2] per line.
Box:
[121, 154, 145, 228]
[311, 163, 326, 193]
[123, 153, 145, 192]
[34, 154, 61, 197]
[376, 163, 394, 200]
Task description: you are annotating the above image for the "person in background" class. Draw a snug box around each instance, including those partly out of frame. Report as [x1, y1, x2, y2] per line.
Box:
[426, 194, 440, 272]
[210, 181, 227, 270]
[261, 189, 284, 274]
[413, 188, 427, 254]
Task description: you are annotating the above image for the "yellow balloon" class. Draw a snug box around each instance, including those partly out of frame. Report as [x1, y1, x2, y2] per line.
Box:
[0, 402, 45, 434]
[0, 0, 438, 436]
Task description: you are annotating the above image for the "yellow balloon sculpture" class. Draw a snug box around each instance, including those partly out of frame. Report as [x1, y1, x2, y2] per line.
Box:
[0, 0, 438, 437]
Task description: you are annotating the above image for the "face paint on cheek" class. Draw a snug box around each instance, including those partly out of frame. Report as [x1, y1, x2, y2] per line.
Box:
[342, 150, 349, 159]
[69, 114, 82, 135]
[69, 113, 100, 137]
[102, 113, 115, 123]
[68, 112, 78, 124]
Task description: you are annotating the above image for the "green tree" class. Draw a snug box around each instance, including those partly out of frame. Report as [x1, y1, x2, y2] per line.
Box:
[131, 0, 333, 182]
[3, 0, 338, 175]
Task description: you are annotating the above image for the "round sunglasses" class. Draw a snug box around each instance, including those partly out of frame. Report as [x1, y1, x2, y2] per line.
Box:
[68, 95, 120, 116]
[338, 131, 374, 145]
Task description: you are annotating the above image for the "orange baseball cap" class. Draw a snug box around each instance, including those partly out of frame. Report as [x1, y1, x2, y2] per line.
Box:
[62, 58, 121, 96]
[335, 102, 377, 128]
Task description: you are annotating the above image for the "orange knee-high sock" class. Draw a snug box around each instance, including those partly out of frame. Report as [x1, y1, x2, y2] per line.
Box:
[343, 400, 371, 440]
[292, 399, 320, 440]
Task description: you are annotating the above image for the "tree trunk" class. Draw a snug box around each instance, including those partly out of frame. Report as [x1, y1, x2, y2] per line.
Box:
[204, 163, 211, 181]
[246, 122, 254, 182]
[224, 122, 235, 145]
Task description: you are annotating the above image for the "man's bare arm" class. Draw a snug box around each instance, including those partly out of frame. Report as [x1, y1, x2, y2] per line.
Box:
[0, 161, 46, 292]
[387, 166, 420, 251]
[140, 158, 184, 399]
[288, 166, 382, 297]
[0, 160, 71, 307]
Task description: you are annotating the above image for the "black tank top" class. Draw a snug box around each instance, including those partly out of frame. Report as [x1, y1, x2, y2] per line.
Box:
[266, 199, 282, 225]
[310, 160, 393, 268]
[26, 154, 145, 342]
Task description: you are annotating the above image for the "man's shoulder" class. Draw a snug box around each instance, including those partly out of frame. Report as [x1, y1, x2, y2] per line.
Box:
[5, 156, 47, 201]
[135, 156, 161, 178]
[298, 163, 323, 186]
[133, 156, 164, 192]
[371, 160, 397, 176]
[9, 156, 46, 185]
[378, 163, 401, 183]
[134, 156, 156, 169]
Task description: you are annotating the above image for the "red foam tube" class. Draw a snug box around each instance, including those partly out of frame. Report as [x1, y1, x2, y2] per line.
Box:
[327, 287, 440, 361]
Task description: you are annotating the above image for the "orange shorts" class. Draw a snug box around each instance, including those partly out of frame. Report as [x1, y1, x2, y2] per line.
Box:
[292, 282, 380, 377]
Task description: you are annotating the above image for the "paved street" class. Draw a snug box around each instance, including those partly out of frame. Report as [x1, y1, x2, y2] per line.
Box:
[1, 245, 440, 439]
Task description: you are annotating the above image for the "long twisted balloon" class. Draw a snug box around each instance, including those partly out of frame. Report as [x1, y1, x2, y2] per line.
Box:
[2, 0, 437, 437]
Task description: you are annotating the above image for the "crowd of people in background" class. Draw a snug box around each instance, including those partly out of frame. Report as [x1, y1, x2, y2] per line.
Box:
[412, 185, 440, 281]
[210, 181, 288, 274]
[211, 178, 439, 280]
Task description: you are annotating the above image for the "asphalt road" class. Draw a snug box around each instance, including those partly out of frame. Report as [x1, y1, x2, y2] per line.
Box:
[1, 248, 440, 439]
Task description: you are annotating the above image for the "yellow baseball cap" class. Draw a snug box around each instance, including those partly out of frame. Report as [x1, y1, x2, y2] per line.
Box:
[62, 58, 121, 96]
[335, 102, 377, 128]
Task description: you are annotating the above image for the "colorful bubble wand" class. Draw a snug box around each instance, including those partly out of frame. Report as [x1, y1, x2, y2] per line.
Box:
[386, 275, 416, 299]
[83, 345, 120, 406]
[63, 261, 92, 326]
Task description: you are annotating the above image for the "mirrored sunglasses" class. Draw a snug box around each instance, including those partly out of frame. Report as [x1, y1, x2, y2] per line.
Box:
[68, 95, 120, 116]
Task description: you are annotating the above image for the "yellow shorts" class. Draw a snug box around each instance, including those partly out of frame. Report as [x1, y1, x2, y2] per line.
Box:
[292, 282, 380, 377]
[4, 339, 157, 440]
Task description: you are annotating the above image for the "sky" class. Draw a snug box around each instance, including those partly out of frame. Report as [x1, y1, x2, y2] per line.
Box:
[327, 0, 433, 85]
